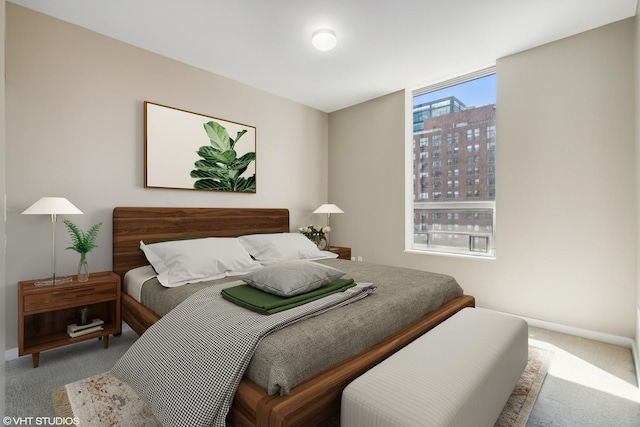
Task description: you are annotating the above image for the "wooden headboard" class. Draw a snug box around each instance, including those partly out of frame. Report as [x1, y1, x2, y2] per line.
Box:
[112, 207, 290, 279]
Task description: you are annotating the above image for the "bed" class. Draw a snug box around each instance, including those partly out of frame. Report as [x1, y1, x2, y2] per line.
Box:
[112, 206, 475, 427]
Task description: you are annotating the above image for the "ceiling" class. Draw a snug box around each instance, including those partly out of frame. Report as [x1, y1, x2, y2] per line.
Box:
[9, 0, 639, 112]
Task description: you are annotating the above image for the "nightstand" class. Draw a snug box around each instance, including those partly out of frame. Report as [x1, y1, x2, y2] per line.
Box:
[18, 271, 121, 368]
[329, 246, 351, 260]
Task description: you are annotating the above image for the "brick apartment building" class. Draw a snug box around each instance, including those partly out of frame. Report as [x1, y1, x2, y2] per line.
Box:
[412, 97, 496, 251]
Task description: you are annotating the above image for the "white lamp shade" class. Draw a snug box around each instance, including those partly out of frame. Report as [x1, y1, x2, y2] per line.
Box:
[313, 204, 344, 214]
[312, 29, 337, 52]
[22, 197, 83, 215]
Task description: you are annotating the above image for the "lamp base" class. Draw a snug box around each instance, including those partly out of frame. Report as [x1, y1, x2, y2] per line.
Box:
[34, 275, 74, 287]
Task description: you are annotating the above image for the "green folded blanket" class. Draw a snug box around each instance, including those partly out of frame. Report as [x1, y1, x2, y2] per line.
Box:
[221, 278, 356, 315]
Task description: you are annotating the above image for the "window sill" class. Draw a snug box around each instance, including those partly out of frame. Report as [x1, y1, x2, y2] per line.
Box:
[404, 248, 496, 260]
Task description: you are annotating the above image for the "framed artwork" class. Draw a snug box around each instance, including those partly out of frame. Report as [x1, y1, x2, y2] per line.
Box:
[144, 101, 256, 193]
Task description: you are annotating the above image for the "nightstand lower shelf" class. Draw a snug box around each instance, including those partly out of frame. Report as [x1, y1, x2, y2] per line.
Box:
[23, 327, 115, 368]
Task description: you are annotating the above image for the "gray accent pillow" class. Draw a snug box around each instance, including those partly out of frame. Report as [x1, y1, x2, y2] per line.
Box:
[241, 260, 345, 296]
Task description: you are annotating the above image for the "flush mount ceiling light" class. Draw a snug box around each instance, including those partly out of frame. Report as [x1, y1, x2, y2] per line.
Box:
[312, 29, 337, 52]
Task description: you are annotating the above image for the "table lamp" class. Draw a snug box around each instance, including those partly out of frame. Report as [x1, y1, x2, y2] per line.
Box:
[313, 203, 344, 249]
[22, 197, 83, 286]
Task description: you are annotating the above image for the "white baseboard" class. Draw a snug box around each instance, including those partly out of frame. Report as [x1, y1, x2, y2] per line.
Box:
[4, 322, 133, 362]
[515, 312, 635, 349]
[4, 347, 18, 362]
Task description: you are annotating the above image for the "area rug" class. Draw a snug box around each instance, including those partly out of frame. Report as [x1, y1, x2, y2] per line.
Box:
[494, 345, 553, 427]
[52, 345, 553, 427]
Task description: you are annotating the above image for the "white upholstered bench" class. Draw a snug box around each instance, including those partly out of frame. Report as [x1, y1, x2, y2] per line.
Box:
[341, 308, 528, 427]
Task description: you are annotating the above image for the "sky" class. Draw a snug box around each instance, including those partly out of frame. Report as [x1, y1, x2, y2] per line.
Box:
[413, 74, 496, 108]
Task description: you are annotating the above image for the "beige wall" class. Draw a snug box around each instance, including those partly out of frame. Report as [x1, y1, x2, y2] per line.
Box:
[329, 18, 636, 338]
[4, 4, 329, 350]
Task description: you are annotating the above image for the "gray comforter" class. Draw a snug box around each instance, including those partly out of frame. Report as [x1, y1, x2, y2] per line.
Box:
[112, 281, 376, 427]
[139, 259, 463, 395]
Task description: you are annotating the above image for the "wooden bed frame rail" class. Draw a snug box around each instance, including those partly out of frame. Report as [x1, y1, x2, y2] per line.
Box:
[112, 207, 475, 427]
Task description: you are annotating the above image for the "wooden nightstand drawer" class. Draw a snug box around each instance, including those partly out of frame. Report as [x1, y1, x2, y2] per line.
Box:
[23, 282, 117, 315]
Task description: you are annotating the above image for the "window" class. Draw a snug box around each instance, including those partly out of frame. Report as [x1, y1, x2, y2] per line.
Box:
[487, 125, 496, 139]
[409, 69, 496, 257]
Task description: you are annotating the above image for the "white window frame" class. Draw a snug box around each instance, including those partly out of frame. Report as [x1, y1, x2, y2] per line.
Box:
[405, 67, 496, 259]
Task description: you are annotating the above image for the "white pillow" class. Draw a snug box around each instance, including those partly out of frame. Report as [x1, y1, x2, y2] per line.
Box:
[242, 260, 345, 296]
[140, 238, 262, 287]
[238, 233, 333, 265]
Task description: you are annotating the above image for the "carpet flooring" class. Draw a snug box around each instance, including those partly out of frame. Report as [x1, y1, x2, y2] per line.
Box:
[51, 346, 552, 426]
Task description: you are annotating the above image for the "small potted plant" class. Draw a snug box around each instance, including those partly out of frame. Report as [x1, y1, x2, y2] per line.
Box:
[64, 220, 102, 282]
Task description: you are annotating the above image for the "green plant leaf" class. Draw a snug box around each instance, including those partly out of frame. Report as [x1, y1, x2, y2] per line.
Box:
[232, 151, 256, 167]
[194, 179, 233, 191]
[191, 166, 230, 180]
[63, 220, 102, 254]
[193, 160, 227, 173]
[196, 145, 223, 160]
[229, 129, 247, 149]
[203, 121, 231, 152]
[195, 147, 237, 165]
[191, 169, 229, 181]
[229, 152, 256, 177]
[233, 176, 256, 192]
